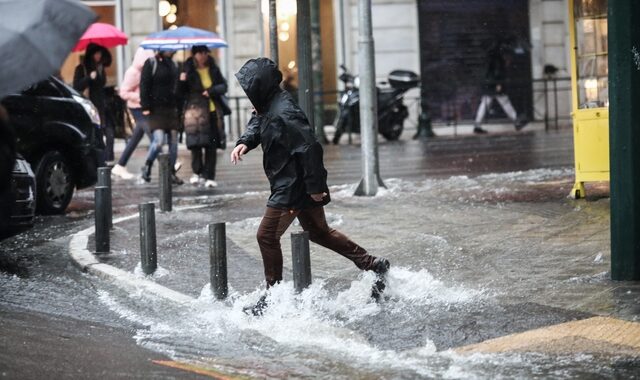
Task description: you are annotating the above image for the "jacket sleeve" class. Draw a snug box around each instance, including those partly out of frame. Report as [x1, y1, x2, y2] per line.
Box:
[296, 140, 327, 195]
[236, 113, 261, 151]
[208, 66, 228, 97]
[72, 65, 90, 93]
[118, 67, 140, 104]
[139, 59, 153, 111]
[287, 112, 328, 194]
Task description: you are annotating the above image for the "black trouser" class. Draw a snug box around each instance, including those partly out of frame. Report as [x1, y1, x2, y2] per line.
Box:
[190, 112, 220, 180]
[190, 145, 216, 180]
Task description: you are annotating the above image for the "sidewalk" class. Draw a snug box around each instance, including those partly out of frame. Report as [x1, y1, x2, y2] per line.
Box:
[74, 127, 640, 378]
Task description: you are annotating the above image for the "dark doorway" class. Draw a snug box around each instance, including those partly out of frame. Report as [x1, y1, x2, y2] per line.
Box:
[417, 0, 533, 123]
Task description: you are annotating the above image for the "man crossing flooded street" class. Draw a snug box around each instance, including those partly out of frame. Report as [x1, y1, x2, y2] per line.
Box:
[230, 58, 390, 314]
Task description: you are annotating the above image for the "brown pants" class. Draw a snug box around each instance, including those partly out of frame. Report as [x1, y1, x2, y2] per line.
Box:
[256, 206, 376, 286]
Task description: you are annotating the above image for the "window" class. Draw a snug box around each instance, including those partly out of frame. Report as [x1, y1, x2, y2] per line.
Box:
[574, 0, 608, 108]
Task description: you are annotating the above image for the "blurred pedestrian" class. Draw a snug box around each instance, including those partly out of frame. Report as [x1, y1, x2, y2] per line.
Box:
[473, 38, 527, 134]
[139, 50, 183, 185]
[111, 48, 155, 180]
[73, 43, 113, 163]
[178, 45, 229, 188]
[231, 58, 390, 314]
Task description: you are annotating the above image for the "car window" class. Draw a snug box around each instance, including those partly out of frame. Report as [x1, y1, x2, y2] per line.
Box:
[22, 80, 62, 97]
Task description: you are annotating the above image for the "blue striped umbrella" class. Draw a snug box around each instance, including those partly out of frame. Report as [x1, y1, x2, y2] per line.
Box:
[140, 26, 228, 51]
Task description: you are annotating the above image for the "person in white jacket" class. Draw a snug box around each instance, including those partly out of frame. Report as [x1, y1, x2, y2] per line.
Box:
[111, 47, 155, 179]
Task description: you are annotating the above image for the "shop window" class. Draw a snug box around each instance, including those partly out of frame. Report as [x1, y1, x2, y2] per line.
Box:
[574, 0, 608, 109]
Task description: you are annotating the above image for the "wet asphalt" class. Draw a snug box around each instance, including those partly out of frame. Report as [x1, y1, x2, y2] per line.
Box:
[1, 123, 639, 378]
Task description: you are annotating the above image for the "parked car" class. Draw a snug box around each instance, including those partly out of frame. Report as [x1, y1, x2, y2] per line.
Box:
[0, 155, 36, 235]
[1, 76, 102, 214]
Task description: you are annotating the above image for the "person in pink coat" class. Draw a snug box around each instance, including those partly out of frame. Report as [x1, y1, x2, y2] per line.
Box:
[111, 47, 155, 179]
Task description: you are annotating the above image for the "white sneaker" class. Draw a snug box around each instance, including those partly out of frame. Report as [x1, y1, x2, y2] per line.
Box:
[204, 180, 218, 188]
[111, 164, 134, 180]
[189, 174, 200, 184]
[174, 161, 182, 172]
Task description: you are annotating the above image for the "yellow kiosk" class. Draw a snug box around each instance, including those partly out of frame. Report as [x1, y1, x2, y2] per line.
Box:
[568, 0, 609, 199]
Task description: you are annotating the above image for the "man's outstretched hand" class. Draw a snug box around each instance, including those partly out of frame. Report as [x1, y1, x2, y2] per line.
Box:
[231, 144, 248, 164]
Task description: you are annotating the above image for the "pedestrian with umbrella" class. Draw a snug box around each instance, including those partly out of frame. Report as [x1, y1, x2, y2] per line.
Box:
[178, 45, 230, 188]
[71, 22, 128, 165]
[73, 42, 112, 164]
[139, 49, 183, 185]
[137, 26, 229, 185]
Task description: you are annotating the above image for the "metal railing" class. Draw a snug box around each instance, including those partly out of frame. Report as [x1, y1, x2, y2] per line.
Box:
[224, 76, 572, 141]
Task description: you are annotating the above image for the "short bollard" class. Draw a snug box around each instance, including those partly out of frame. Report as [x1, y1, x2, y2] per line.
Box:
[209, 223, 228, 300]
[94, 186, 110, 253]
[291, 231, 311, 292]
[158, 154, 172, 212]
[97, 167, 112, 229]
[139, 203, 157, 275]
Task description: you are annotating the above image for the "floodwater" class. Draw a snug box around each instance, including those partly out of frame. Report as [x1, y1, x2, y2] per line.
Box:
[92, 168, 639, 379]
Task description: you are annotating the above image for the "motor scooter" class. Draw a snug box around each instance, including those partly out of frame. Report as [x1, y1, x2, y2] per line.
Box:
[332, 65, 419, 144]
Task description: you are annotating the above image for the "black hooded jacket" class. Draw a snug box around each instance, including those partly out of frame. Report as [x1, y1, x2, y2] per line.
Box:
[73, 43, 111, 114]
[235, 58, 329, 210]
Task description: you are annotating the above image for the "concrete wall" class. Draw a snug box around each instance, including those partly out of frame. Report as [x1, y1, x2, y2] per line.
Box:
[224, 0, 263, 98]
[529, 0, 572, 124]
[121, 0, 160, 66]
[341, 0, 420, 83]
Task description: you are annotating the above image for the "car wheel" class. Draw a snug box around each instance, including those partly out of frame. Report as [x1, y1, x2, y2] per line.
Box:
[35, 151, 74, 214]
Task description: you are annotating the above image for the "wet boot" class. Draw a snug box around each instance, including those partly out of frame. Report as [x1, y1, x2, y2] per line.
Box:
[141, 160, 152, 183]
[370, 257, 390, 302]
[243, 294, 268, 316]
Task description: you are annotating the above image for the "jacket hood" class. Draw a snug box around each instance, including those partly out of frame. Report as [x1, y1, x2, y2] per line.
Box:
[235, 57, 282, 113]
[84, 42, 112, 68]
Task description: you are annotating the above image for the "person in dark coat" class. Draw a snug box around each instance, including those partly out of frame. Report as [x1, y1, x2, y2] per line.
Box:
[178, 45, 229, 188]
[73, 43, 112, 163]
[139, 50, 183, 184]
[231, 58, 390, 312]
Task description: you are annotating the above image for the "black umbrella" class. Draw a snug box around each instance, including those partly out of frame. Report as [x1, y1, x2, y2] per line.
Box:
[0, 0, 97, 98]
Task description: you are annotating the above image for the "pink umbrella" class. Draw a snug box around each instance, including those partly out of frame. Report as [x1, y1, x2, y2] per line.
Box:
[72, 22, 127, 52]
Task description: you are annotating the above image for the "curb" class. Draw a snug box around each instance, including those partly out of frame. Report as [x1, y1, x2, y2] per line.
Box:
[68, 204, 211, 305]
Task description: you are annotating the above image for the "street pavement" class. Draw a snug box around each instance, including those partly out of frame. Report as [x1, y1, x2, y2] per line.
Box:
[2, 122, 640, 378]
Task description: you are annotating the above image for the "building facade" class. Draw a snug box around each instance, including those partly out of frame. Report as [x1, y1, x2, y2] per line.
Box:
[72, 0, 572, 128]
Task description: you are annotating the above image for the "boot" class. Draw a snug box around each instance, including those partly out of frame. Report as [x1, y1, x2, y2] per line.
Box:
[370, 257, 390, 302]
[141, 160, 152, 183]
[243, 294, 268, 316]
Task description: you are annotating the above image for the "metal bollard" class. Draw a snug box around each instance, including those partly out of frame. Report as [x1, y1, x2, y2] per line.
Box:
[94, 186, 110, 253]
[209, 223, 228, 300]
[158, 153, 172, 212]
[291, 231, 311, 292]
[97, 167, 112, 229]
[139, 202, 157, 275]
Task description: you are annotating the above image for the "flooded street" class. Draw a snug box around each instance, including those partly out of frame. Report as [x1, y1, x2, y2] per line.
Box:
[2, 129, 639, 378]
